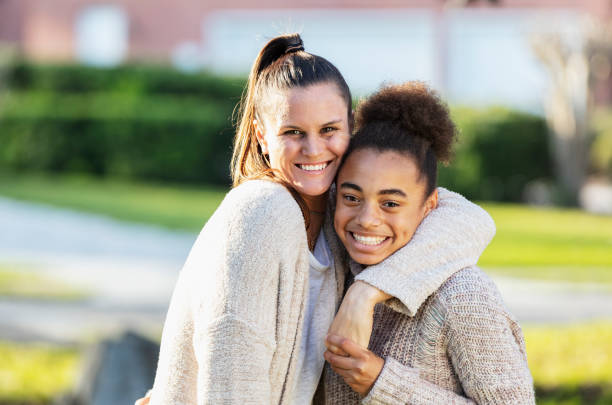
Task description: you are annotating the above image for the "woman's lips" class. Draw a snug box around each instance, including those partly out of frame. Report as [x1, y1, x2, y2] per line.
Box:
[295, 160, 331, 174]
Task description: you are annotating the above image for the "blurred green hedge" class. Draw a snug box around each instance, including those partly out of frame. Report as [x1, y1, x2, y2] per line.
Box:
[0, 63, 554, 199]
[441, 106, 553, 202]
[0, 62, 244, 185]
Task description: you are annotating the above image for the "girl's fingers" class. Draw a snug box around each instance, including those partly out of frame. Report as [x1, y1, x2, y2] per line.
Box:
[327, 334, 366, 359]
[324, 350, 356, 370]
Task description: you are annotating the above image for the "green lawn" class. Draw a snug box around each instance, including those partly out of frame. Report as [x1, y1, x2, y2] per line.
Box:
[1, 173, 611, 283]
[0, 341, 80, 404]
[525, 322, 612, 404]
[0, 173, 227, 231]
[0, 265, 88, 301]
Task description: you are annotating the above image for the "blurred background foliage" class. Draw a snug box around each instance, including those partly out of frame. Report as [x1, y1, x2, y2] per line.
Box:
[0, 61, 562, 202]
[0, 62, 243, 185]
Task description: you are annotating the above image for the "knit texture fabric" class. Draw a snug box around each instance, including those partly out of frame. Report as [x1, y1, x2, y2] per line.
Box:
[149, 181, 496, 404]
[322, 267, 536, 404]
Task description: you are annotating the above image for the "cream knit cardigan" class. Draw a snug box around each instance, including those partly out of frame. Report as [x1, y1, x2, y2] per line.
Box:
[149, 180, 495, 405]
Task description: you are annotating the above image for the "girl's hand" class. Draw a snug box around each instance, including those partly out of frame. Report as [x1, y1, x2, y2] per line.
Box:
[324, 334, 384, 396]
[326, 281, 391, 354]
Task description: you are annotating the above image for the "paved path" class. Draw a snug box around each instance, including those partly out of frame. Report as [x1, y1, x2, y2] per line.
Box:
[1, 196, 611, 343]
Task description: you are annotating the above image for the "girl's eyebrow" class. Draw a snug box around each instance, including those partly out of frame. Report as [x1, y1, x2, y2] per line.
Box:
[340, 183, 407, 197]
[379, 189, 407, 197]
[340, 182, 361, 192]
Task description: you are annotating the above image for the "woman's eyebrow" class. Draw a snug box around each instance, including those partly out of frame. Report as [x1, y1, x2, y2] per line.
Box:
[281, 119, 343, 129]
[322, 119, 343, 126]
[378, 189, 407, 197]
[340, 182, 361, 192]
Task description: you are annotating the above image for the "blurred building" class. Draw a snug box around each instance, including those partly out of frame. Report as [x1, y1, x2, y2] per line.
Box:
[1, 0, 611, 108]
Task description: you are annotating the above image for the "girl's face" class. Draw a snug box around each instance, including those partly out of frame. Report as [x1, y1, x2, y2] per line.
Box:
[334, 148, 438, 265]
[256, 82, 351, 207]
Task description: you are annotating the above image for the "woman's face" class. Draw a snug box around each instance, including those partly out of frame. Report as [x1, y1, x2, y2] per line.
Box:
[256, 82, 351, 206]
[334, 148, 438, 265]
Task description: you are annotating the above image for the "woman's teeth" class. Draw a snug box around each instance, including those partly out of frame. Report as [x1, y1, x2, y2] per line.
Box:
[298, 162, 328, 171]
[352, 233, 386, 246]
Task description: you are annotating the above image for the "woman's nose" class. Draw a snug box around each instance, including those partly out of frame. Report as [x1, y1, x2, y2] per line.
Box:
[301, 134, 324, 157]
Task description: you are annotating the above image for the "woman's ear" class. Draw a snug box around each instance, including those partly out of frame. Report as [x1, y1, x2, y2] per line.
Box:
[254, 119, 269, 154]
[349, 109, 355, 135]
[422, 188, 438, 218]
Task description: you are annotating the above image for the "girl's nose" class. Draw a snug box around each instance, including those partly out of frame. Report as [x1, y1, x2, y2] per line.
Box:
[356, 203, 382, 228]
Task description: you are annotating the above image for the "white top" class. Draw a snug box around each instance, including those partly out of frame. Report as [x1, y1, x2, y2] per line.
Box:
[291, 230, 336, 405]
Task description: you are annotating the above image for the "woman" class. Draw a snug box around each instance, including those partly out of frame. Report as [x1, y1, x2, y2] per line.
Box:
[323, 83, 535, 404]
[144, 34, 495, 404]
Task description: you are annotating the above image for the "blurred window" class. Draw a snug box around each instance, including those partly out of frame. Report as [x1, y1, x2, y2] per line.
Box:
[75, 4, 128, 66]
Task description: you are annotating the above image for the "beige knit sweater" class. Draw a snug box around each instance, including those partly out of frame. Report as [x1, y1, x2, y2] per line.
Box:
[321, 266, 535, 404]
[149, 180, 495, 404]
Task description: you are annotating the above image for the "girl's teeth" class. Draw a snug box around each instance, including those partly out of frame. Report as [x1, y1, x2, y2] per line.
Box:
[299, 163, 328, 171]
[352, 233, 386, 245]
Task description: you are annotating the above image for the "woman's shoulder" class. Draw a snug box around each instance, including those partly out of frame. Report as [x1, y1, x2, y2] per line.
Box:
[211, 179, 305, 237]
[227, 179, 297, 205]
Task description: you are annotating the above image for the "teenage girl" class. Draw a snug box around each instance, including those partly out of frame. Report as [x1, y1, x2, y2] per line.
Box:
[322, 82, 535, 404]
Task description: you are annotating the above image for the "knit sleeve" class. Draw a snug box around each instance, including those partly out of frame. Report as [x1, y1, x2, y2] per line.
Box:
[354, 187, 495, 316]
[361, 357, 476, 405]
[443, 269, 536, 404]
[150, 181, 308, 404]
[362, 269, 535, 405]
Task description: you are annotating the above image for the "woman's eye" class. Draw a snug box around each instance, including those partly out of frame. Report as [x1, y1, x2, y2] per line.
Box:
[283, 129, 302, 135]
[322, 127, 337, 134]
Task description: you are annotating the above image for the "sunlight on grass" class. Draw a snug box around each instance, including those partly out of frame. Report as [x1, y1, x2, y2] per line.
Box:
[0, 173, 227, 231]
[480, 203, 612, 268]
[485, 266, 612, 285]
[0, 341, 80, 404]
[0, 266, 88, 301]
[525, 322, 612, 387]
[525, 322, 612, 404]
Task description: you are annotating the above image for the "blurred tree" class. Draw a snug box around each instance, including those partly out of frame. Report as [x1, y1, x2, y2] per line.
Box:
[531, 18, 612, 203]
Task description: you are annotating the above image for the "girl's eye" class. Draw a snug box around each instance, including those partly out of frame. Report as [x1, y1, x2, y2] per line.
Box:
[382, 201, 400, 208]
[342, 194, 359, 204]
[322, 126, 337, 134]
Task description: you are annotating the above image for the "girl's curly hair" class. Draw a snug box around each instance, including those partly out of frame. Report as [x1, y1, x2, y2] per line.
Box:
[345, 81, 457, 197]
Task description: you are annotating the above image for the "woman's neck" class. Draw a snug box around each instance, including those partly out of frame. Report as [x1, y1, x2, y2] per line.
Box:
[302, 192, 328, 214]
[302, 192, 328, 251]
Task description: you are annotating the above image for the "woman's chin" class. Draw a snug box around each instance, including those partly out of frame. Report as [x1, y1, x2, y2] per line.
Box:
[293, 181, 332, 199]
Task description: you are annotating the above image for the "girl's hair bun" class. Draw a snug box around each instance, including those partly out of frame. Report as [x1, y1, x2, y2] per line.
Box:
[355, 82, 456, 163]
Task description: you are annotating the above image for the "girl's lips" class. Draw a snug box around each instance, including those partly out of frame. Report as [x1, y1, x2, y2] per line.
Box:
[348, 231, 391, 253]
